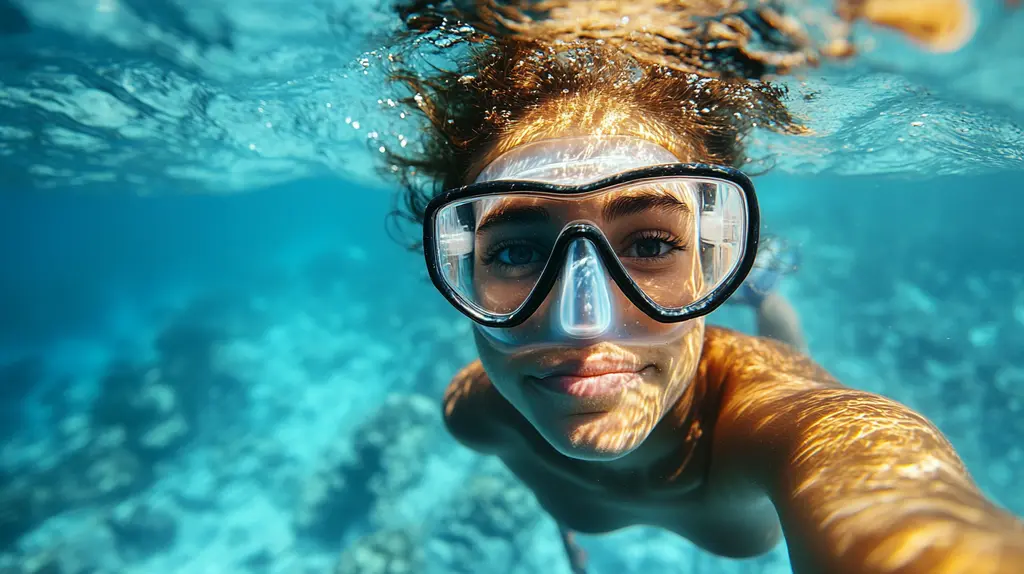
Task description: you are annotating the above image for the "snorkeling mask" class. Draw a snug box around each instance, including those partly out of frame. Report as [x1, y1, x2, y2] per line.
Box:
[423, 136, 759, 350]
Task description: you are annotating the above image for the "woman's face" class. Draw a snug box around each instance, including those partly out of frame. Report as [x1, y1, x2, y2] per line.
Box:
[469, 176, 707, 461]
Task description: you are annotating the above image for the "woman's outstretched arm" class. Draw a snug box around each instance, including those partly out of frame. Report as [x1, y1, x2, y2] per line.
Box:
[707, 334, 1024, 574]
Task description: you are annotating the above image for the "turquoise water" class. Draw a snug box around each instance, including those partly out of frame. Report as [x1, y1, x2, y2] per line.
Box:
[1, 1, 1023, 573]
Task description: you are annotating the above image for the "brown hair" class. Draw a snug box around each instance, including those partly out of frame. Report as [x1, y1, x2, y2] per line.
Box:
[382, 0, 823, 243]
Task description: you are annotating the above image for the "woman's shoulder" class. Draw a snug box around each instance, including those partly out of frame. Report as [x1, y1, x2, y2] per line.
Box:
[441, 360, 512, 454]
[700, 326, 837, 388]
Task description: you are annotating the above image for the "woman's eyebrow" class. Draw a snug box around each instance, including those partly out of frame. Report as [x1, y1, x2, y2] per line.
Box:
[602, 190, 692, 220]
[476, 205, 551, 233]
[475, 190, 691, 233]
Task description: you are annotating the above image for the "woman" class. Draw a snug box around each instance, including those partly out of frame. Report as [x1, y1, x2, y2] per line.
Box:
[382, 1, 1024, 572]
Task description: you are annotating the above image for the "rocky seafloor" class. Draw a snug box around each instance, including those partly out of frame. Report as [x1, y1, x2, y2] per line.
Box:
[1, 187, 1022, 574]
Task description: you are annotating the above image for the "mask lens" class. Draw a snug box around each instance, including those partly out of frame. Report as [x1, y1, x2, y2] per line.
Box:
[434, 195, 555, 317]
[431, 176, 750, 321]
[626, 178, 749, 310]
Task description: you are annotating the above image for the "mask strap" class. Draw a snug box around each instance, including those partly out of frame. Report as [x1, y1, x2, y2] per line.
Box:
[474, 135, 681, 185]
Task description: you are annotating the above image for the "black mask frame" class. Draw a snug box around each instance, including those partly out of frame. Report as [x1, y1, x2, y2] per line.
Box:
[422, 163, 761, 329]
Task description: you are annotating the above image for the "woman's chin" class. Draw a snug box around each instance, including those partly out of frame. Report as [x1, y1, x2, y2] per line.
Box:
[538, 411, 650, 461]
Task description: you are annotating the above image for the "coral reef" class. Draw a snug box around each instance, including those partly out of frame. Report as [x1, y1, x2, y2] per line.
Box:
[0, 549, 62, 574]
[334, 527, 424, 574]
[432, 462, 545, 574]
[107, 500, 179, 559]
[0, 358, 42, 441]
[296, 393, 440, 546]
[0, 302, 243, 553]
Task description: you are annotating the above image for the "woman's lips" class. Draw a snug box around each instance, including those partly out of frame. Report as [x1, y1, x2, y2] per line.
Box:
[529, 358, 651, 397]
[526, 353, 649, 398]
[532, 371, 643, 398]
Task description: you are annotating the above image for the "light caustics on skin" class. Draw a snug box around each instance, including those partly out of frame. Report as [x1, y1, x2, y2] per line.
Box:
[557, 328, 705, 456]
[472, 248, 707, 458]
[712, 332, 1024, 572]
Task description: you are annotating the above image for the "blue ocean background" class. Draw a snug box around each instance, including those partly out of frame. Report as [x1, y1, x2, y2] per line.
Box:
[1, 1, 1023, 573]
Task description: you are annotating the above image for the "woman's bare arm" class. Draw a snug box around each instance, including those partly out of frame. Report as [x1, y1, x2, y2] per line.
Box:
[707, 333, 1024, 574]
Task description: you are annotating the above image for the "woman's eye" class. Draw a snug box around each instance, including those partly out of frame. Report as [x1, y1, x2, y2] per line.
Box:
[625, 238, 673, 258]
[498, 244, 542, 265]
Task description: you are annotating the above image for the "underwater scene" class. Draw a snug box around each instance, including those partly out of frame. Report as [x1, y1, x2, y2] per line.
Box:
[1, 0, 1023, 573]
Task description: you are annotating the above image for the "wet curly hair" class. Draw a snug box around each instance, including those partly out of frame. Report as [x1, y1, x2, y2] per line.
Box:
[381, 0, 825, 242]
